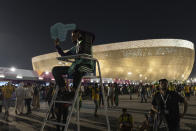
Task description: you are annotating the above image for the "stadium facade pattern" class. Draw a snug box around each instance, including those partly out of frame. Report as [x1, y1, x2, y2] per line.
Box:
[32, 39, 195, 81]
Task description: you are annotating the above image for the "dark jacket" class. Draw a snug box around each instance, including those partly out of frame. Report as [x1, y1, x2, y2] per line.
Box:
[56, 40, 95, 75]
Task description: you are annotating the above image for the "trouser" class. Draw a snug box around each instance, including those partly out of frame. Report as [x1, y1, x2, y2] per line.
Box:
[52, 66, 84, 90]
[3, 98, 11, 120]
[141, 93, 147, 102]
[32, 95, 40, 109]
[15, 98, 24, 113]
[107, 95, 113, 107]
[25, 98, 32, 113]
[114, 94, 119, 106]
[55, 104, 69, 131]
[129, 93, 132, 100]
[48, 101, 55, 118]
[99, 94, 104, 106]
[94, 100, 98, 115]
[3, 98, 11, 113]
[166, 119, 180, 131]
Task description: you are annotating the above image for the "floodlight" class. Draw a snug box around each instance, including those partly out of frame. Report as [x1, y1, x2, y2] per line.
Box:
[10, 67, 16, 72]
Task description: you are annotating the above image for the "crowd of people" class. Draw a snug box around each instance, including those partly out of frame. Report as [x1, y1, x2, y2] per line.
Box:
[0, 82, 45, 121]
[0, 79, 194, 131]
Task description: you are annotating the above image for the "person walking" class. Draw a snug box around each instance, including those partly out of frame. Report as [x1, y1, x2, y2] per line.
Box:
[2, 82, 14, 121]
[107, 83, 114, 108]
[32, 84, 40, 110]
[92, 83, 99, 117]
[129, 84, 134, 100]
[141, 85, 147, 103]
[152, 79, 188, 131]
[184, 85, 191, 101]
[46, 83, 55, 119]
[24, 83, 34, 115]
[114, 83, 119, 107]
[15, 82, 25, 115]
[99, 87, 104, 107]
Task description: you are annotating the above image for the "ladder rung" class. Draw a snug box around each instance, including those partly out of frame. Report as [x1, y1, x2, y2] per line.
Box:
[46, 120, 66, 126]
[54, 100, 73, 104]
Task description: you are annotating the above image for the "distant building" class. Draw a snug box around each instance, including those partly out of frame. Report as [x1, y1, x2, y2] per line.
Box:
[0, 67, 38, 81]
[32, 39, 195, 81]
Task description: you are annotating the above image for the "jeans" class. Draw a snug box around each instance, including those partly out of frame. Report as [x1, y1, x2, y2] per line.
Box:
[141, 93, 147, 103]
[52, 66, 84, 90]
[25, 98, 32, 113]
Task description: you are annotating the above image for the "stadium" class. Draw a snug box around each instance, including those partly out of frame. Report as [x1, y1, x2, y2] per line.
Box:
[32, 39, 195, 81]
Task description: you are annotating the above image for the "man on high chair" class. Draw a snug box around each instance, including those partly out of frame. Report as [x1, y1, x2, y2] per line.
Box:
[52, 29, 95, 93]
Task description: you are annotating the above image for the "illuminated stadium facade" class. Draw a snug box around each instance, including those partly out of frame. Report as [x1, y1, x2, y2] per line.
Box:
[32, 39, 195, 81]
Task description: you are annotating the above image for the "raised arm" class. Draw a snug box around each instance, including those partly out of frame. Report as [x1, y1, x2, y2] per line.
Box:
[54, 39, 76, 56]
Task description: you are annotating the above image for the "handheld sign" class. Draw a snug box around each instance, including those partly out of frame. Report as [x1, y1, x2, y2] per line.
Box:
[50, 23, 76, 42]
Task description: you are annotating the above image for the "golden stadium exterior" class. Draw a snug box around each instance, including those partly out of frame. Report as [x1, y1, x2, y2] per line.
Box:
[32, 39, 195, 81]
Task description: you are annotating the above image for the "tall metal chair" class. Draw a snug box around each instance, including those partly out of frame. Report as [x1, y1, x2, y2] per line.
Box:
[41, 54, 110, 131]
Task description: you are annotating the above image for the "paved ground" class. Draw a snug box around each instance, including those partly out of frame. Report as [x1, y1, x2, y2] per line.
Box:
[0, 94, 196, 131]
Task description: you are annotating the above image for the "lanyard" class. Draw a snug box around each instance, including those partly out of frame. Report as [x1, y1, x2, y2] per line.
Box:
[76, 40, 82, 54]
[160, 94, 169, 108]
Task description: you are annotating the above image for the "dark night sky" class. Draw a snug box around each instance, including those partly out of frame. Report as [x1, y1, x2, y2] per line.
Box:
[0, 1, 196, 76]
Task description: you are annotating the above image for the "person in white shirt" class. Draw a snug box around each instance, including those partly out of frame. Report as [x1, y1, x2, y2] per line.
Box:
[107, 84, 114, 108]
[24, 83, 34, 114]
[15, 82, 25, 115]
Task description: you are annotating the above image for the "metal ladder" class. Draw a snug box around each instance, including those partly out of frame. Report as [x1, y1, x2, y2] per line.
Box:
[41, 54, 110, 131]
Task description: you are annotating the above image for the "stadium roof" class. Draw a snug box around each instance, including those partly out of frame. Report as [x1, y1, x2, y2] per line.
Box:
[0, 67, 38, 80]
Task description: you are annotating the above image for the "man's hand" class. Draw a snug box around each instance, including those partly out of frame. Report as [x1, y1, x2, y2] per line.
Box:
[54, 38, 60, 46]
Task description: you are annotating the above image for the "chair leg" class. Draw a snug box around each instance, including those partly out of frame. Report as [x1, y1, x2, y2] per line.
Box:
[96, 60, 110, 131]
[64, 79, 82, 131]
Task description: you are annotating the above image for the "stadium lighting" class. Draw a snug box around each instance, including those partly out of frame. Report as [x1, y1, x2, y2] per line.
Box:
[16, 75, 23, 79]
[182, 74, 184, 78]
[39, 77, 43, 80]
[0, 74, 5, 78]
[10, 67, 16, 72]
[139, 74, 142, 77]
[128, 72, 132, 75]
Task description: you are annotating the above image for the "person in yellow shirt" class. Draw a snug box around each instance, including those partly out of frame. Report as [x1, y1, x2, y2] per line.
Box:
[194, 86, 196, 96]
[168, 82, 176, 91]
[184, 85, 190, 101]
[2, 82, 14, 121]
[92, 83, 99, 117]
[119, 108, 133, 131]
